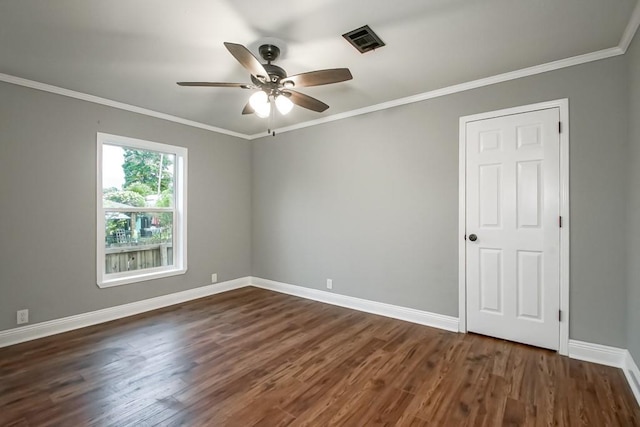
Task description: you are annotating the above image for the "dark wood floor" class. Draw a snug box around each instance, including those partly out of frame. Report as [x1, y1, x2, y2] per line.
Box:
[1, 287, 638, 426]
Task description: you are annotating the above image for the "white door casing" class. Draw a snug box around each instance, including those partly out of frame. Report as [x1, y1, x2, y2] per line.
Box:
[458, 100, 570, 354]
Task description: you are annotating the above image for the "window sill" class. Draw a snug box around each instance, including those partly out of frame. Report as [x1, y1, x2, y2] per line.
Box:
[97, 268, 187, 288]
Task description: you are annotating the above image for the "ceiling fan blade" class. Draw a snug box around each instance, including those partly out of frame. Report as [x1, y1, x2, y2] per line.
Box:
[281, 68, 352, 88]
[224, 42, 270, 82]
[177, 82, 253, 88]
[284, 90, 329, 112]
[242, 101, 254, 115]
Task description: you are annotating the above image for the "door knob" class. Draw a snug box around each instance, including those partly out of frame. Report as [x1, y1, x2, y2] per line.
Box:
[468, 234, 478, 242]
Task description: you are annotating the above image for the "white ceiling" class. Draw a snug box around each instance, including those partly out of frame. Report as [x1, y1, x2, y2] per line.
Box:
[0, 0, 637, 136]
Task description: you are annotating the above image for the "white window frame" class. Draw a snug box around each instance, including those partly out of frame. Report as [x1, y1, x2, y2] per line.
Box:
[96, 132, 188, 288]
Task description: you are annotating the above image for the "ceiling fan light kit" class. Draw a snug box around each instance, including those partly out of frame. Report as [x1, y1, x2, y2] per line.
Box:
[275, 94, 294, 115]
[249, 91, 270, 118]
[177, 41, 353, 130]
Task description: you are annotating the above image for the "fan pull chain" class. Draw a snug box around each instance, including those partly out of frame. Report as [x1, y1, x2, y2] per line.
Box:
[267, 97, 276, 136]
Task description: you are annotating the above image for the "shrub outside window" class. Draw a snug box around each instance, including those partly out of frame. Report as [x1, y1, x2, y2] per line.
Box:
[97, 133, 187, 287]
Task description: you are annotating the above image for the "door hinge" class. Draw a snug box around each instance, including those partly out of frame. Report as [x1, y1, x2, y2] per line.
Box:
[558, 122, 562, 133]
[558, 310, 562, 322]
[559, 216, 562, 228]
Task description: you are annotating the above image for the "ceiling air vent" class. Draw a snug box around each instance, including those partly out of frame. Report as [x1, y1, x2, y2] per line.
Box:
[342, 25, 385, 53]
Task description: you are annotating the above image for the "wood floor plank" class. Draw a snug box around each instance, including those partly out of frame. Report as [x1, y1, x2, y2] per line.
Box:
[0, 287, 638, 426]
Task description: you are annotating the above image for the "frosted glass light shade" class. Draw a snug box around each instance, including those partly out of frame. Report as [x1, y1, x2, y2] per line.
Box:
[275, 94, 294, 115]
[249, 91, 270, 118]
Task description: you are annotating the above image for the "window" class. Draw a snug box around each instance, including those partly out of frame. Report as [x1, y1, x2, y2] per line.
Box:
[97, 133, 187, 287]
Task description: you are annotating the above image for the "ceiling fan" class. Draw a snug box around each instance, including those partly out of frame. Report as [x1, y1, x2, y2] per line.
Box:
[177, 42, 353, 120]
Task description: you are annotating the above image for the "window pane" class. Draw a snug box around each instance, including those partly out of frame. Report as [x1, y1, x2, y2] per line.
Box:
[104, 211, 174, 274]
[98, 133, 186, 288]
[102, 145, 175, 208]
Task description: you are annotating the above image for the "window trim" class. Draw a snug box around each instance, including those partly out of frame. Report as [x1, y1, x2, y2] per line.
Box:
[96, 132, 188, 288]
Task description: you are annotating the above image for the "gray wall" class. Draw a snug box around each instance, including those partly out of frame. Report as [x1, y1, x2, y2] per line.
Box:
[627, 33, 640, 361]
[0, 82, 252, 332]
[252, 56, 630, 347]
[1, 46, 634, 351]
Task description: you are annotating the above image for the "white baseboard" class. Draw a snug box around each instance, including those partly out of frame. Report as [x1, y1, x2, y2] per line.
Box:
[3, 272, 638, 410]
[0, 275, 460, 349]
[565, 340, 640, 407]
[624, 350, 640, 407]
[0, 276, 251, 349]
[250, 277, 459, 332]
[568, 339, 628, 368]
[1, 273, 638, 409]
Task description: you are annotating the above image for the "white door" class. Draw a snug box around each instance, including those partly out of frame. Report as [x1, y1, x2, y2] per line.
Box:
[465, 108, 560, 350]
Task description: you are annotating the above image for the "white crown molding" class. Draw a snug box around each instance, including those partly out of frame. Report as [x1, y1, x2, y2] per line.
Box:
[2, 0, 639, 141]
[252, 0, 640, 139]
[258, 0, 640, 140]
[620, 0, 640, 53]
[250, 277, 459, 332]
[251, 47, 622, 139]
[568, 339, 628, 368]
[0, 276, 251, 349]
[0, 72, 249, 140]
[624, 350, 640, 407]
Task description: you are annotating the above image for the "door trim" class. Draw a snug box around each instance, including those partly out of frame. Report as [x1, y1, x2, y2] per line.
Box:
[458, 99, 570, 355]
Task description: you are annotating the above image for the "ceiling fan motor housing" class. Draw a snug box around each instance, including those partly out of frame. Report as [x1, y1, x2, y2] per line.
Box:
[251, 45, 287, 85]
[251, 63, 287, 85]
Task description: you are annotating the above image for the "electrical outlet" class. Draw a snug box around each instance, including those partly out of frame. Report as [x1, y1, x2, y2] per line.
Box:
[211, 273, 218, 283]
[326, 279, 333, 290]
[17, 309, 29, 325]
